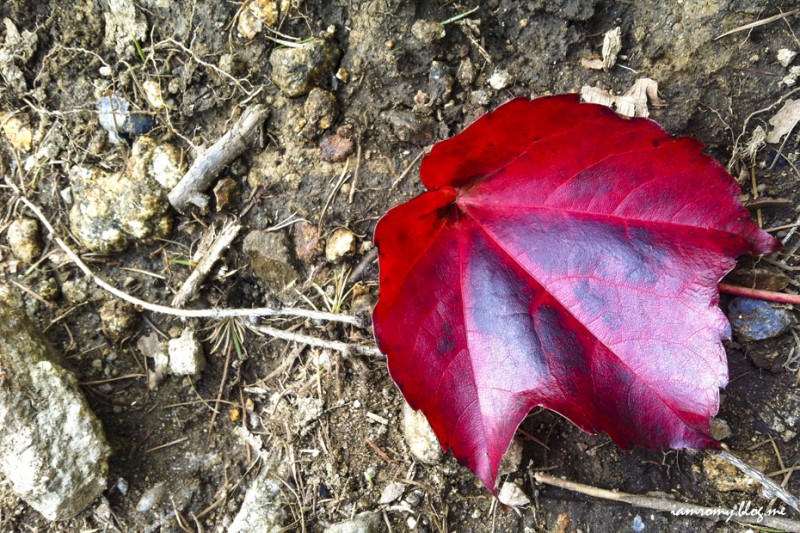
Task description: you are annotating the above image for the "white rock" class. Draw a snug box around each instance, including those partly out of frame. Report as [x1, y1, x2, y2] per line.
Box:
[0, 284, 110, 520]
[497, 481, 530, 507]
[325, 228, 357, 262]
[7, 217, 41, 263]
[488, 69, 512, 90]
[402, 402, 442, 465]
[143, 80, 166, 109]
[778, 48, 797, 68]
[379, 481, 405, 504]
[168, 329, 206, 375]
[229, 472, 287, 533]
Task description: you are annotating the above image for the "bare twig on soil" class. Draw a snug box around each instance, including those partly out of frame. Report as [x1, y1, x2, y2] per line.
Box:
[348, 139, 362, 204]
[716, 9, 800, 40]
[533, 471, 800, 530]
[7, 178, 364, 327]
[172, 221, 242, 307]
[318, 158, 350, 230]
[390, 149, 426, 190]
[718, 283, 800, 305]
[712, 448, 800, 513]
[254, 324, 382, 358]
[168, 105, 269, 212]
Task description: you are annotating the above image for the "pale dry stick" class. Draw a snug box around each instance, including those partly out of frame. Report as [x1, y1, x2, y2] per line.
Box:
[172, 221, 242, 307]
[168, 105, 269, 212]
[348, 140, 362, 204]
[730, 87, 800, 170]
[318, 158, 350, 230]
[390, 149, 426, 190]
[254, 324, 383, 358]
[533, 471, 800, 530]
[716, 9, 800, 40]
[7, 181, 363, 327]
[712, 448, 800, 513]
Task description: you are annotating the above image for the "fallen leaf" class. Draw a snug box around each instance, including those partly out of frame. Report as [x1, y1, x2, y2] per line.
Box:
[373, 95, 778, 492]
[765, 99, 800, 144]
[581, 78, 666, 118]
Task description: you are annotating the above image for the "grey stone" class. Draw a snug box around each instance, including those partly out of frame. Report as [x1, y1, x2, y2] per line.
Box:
[7, 217, 42, 263]
[378, 481, 405, 504]
[269, 40, 342, 97]
[428, 61, 454, 106]
[135, 482, 167, 513]
[727, 297, 795, 342]
[381, 109, 436, 144]
[0, 283, 110, 521]
[243, 230, 300, 291]
[411, 20, 445, 43]
[228, 472, 287, 533]
[302, 88, 339, 139]
[99, 299, 138, 341]
[325, 511, 382, 533]
[69, 137, 184, 253]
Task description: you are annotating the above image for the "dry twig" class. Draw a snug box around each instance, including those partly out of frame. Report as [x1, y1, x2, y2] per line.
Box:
[6, 178, 364, 328]
[172, 221, 242, 307]
[534, 471, 800, 530]
[168, 105, 268, 212]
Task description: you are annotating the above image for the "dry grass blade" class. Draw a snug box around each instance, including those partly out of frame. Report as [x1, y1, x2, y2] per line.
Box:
[716, 9, 800, 40]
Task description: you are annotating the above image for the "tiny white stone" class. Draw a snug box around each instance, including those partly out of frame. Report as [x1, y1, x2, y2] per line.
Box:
[168, 329, 206, 375]
[497, 481, 530, 507]
[325, 228, 356, 262]
[778, 48, 797, 68]
[488, 69, 512, 90]
[402, 402, 442, 465]
[379, 481, 405, 504]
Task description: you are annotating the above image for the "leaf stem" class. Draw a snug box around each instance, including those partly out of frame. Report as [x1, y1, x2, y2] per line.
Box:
[718, 283, 800, 305]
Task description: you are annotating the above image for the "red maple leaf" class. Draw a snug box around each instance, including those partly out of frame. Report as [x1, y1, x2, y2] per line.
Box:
[372, 95, 779, 492]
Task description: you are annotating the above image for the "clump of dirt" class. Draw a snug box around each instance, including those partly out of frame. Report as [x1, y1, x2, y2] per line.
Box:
[1, 0, 800, 531]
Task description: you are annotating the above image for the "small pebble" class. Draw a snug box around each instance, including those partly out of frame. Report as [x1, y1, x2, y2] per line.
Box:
[497, 481, 529, 507]
[7, 217, 42, 263]
[99, 300, 138, 341]
[320, 133, 354, 162]
[633, 514, 645, 532]
[213, 177, 240, 211]
[778, 48, 797, 68]
[136, 482, 167, 512]
[727, 297, 795, 342]
[168, 329, 206, 376]
[379, 481, 405, 504]
[325, 228, 356, 262]
[402, 402, 442, 465]
[488, 68, 512, 90]
[411, 20, 445, 43]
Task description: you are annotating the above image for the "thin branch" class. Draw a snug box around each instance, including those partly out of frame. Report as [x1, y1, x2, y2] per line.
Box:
[168, 105, 269, 212]
[7, 180, 364, 327]
[718, 283, 800, 305]
[712, 448, 800, 513]
[716, 9, 800, 40]
[534, 471, 800, 530]
[172, 221, 242, 307]
[253, 324, 383, 358]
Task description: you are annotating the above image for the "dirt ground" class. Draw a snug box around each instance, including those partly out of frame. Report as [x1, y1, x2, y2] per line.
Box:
[1, 0, 800, 531]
